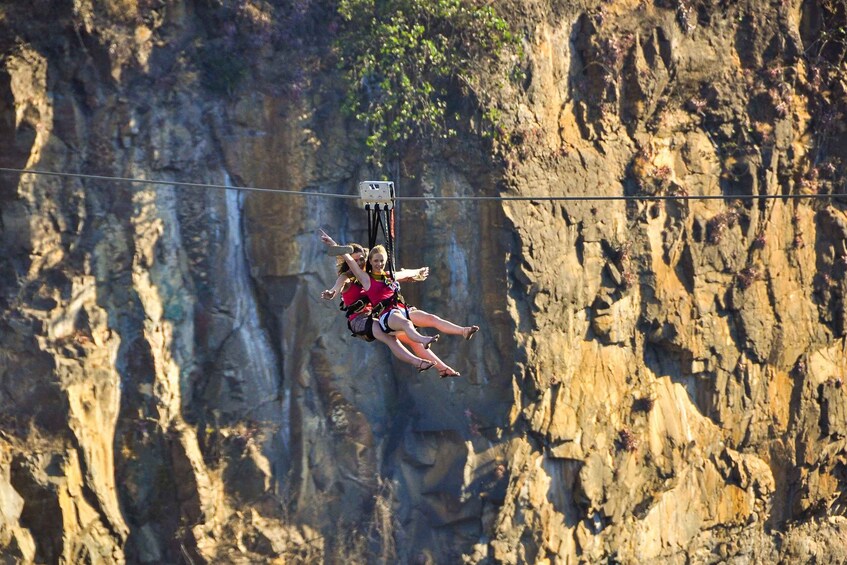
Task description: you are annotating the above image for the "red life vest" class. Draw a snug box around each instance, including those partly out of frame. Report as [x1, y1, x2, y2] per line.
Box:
[365, 273, 404, 314]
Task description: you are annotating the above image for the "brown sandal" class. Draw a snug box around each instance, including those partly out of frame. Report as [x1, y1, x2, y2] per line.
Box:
[424, 334, 440, 350]
[417, 360, 434, 372]
[439, 369, 461, 378]
[463, 326, 479, 340]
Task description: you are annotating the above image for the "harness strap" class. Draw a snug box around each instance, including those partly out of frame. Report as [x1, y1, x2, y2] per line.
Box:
[371, 290, 408, 319]
[341, 298, 369, 317]
[347, 315, 376, 342]
[367, 203, 396, 279]
[387, 204, 396, 275]
[366, 204, 382, 252]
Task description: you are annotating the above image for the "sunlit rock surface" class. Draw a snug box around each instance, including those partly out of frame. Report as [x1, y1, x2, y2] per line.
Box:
[1, 0, 846, 562]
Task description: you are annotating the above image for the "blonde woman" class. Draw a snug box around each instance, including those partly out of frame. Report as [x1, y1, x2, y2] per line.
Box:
[321, 241, 434, 372]
[321, 231, 478, 378]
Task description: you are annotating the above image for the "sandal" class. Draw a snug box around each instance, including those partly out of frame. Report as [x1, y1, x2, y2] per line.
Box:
[424, 334, 440, 350]
[463, 325, 479, 341]
[417, 360, 435, 373]
[439, 369, 461, 378]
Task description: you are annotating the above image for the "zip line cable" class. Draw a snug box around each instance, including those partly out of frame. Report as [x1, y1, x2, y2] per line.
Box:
[0, 167, 346, 199]
[1, 166, 844, 203]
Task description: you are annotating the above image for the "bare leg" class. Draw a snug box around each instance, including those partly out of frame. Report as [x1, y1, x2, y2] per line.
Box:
[409, 309, 478, 339]
[386, 310, 437, 346]
[373, 324, 432, 371]
[398, 334, 459, 377]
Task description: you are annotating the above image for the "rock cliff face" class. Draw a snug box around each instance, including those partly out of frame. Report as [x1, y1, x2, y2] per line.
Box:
[1, 0, 847, 562]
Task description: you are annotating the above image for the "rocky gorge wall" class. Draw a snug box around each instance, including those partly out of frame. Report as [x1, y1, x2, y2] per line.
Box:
[1, 0, 847, 563]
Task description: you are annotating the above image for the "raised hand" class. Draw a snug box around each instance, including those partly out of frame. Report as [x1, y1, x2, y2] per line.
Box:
[318, 228, 336, 246]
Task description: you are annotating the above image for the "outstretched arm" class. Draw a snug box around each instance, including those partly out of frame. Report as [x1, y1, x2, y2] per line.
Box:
[318, 228, 338, 247]
[395, 266, 429, 282]
[342, 253, 370, 290]
[318, 229, 371, 290]
[321, 274, 348, 300]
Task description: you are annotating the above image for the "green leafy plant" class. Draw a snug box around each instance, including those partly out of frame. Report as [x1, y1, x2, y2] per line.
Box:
[335, 0, 520, 167]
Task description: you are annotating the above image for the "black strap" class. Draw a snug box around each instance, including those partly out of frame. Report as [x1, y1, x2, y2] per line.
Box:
[371, 289, 407, 318]
[366, 203, 396, 279]
[342, 298, 368, 317]
[366, 204, 372, 247]
[347, 316, 376, 342]
[366, 204, 382, 251]
[385, 205, 396, 276]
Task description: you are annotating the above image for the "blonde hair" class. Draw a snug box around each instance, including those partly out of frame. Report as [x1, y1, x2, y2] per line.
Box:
[367, 244, 388, 273]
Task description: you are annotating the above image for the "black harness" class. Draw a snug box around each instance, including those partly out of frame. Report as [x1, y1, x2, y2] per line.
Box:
[366, 203, 396, 276]
[342, 297, 368, 318]
[370, 277, 405, 317]
[341, 192, 410, 339]
[340, 281, 376, 342]
[364, 202, 412, 329]
[346, 314, 376, 342]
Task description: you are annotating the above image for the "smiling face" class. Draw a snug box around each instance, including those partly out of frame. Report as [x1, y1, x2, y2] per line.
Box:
[349, 243, 369, 268]
[367, 245, 388, 273]
[338, 243, 367, 275]
[369, 252, 386, 272]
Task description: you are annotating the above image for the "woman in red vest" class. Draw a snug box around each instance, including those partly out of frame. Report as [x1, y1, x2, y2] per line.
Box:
[320, 231, 478, 378]
[321, 242, 435, 372]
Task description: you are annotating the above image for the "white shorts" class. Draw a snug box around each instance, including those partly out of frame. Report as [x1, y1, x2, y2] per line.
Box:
[378, 307, 409, 333]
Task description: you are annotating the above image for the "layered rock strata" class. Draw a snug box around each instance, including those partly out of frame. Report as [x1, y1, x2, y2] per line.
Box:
[0, 0, 846, 563]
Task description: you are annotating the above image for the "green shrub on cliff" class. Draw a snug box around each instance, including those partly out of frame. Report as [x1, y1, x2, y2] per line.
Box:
[335, 0, 520, 167]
